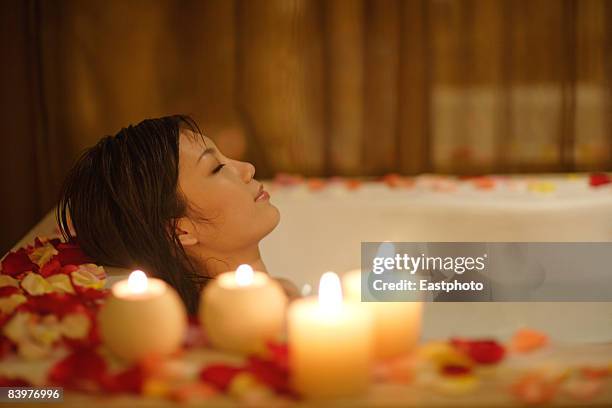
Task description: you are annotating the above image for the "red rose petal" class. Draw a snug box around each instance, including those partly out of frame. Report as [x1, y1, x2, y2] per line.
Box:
[441, 364, 473, 376]
[0, 286, 20, 297]
[200, 365, 243, 392]
[589, 173, 611, 187]
[56, 242, 93, 266]
[451, 338, 505, 365]
[18, 293, 85, 317]
[1, 250, 36, 277]
[48, 347, 107, 391]
[101, 364, 145, 394]
[40, 258, 62, 277]
[246, 357, 293, 396]
[59, 265, 79, 275]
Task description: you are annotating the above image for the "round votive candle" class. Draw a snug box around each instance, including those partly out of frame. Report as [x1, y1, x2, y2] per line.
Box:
[343, 268, 423, 360]
[98, 270, 187, 362]
[199, 264, 287, 354]
[289, 272, 373, 399]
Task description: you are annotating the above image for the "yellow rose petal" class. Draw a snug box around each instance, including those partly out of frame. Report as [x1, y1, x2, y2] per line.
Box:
[20, 272, 54, 296]
[60, 313, 91, 339]
[28, 243, 58, 269]
[0, 294, 26, 314]
[3, 312, 32, 343]
[228, 372, 260, 398]
[71, 268, 106, 290]
[528, 181, 556, 194]
[29, 320, 61, 346]
[18, 340, 51, 360]
[46, 274, 75, 294]
[433, 374, 480, 396]
[0, 275, 19, 288]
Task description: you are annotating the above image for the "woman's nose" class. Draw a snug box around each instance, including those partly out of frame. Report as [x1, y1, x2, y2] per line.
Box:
[239, 161, 256, 183]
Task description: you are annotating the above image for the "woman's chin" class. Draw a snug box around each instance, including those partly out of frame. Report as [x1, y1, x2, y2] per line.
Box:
[261, 204, 281, 236]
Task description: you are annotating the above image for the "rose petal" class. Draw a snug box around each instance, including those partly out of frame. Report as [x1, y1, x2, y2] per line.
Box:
[20, 273, 54, 296]
[39, 259, 62, 277]
[589, 172, 611, 187]
[0, 294, 27, 314]
[200, 364, 243, 392]
[28, 243, 59, 269]
[0, 275, 19, 288]
[3, 312, 32, 343]
[70, 268, 105, 290]
[46, 274, 76, 294]
[510, 328, 549, 353]
[101, 364, 145, 394]
[60, 313, 91, 339]
[56, 242, 93, 266]
[1, 250, 36, 277]
[48, 347, 107, 391]
[0, 286, 21, 297]
[451, 338, 505, 365]
[511, 373, 559, 404]
[19, 293, 85, 317]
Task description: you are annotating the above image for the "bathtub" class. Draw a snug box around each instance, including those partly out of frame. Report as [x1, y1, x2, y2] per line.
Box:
[260, 179, 612, 343]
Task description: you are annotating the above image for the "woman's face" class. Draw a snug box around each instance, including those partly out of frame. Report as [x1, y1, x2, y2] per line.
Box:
[176, 130, 279, 256]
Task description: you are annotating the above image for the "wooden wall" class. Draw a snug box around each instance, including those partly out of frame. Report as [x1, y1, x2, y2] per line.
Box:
[1, 0, 611, 252]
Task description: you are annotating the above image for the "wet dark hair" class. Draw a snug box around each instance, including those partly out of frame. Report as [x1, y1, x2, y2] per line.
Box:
[57, 114, 211, 314]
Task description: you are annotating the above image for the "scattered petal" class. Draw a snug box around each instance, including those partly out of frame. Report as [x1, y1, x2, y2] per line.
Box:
[433, 374, 479, 396]
[46, 274, 76, 294]
[1, 249, 36, 277]
[20, 273, 54, 296]
[0, 294, 27, 314]
[451, 338, 505, 365]
[55, 242, 93, 266]
[510, 328, 549, 353]
[200, 364, 243, 392]
[0, 275, 19, 288]
[511, 372, 559, 405]
[589, 172, 611, 187]
[28, 243, 59, 269]
[71, 268, 105, 290]
[60, 313, 91, 339]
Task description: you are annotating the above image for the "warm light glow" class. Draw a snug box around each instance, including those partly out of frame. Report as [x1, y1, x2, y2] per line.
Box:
[318, 271, 343, 310]
[127, 270, 148, 294]
[235, 264, 254, 287]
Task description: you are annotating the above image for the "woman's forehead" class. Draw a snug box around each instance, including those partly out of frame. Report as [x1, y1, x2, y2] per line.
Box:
[180, 129, 215, 150]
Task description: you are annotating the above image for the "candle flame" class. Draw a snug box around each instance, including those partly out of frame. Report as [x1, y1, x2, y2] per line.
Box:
[235, 264, 254, 287]
[318, 271, 342, 310]
[127, 270, 148, 294]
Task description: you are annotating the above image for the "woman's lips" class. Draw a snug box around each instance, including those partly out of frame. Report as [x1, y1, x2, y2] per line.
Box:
[255, 186, 270, 202]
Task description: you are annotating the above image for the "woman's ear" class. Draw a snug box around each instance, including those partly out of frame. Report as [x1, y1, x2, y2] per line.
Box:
[175, 219, 199, 247]
[178, 233, 198, 246]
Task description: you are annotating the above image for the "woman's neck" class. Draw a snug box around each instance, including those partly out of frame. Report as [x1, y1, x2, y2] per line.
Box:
[197, 246, 268, 277]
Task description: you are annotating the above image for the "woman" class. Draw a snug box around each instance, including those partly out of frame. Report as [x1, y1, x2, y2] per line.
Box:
[57, 115, 295, 314]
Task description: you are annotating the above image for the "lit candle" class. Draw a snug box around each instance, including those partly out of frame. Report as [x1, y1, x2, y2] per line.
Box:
[98, 270, 187, 361]
[289, 272, 373, 398]
[343, 268, 423, 360]
[199, 264, 287, 354]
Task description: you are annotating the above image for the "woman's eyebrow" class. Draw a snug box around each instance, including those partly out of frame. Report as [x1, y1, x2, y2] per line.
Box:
[197, 147, 216, 164]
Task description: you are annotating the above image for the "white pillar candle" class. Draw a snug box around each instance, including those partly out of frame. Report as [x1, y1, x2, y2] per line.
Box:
[98, 270, 187, 362]
[343, 269, 423, 360]
[289, 272, 373, 399]
[199, 264, 287, 354]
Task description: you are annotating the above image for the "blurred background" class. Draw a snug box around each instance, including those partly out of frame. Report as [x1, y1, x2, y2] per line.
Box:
[0, 0, 610, 253]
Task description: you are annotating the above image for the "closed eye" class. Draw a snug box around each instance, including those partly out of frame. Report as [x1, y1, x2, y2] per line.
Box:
[212, 163, 225, 174]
